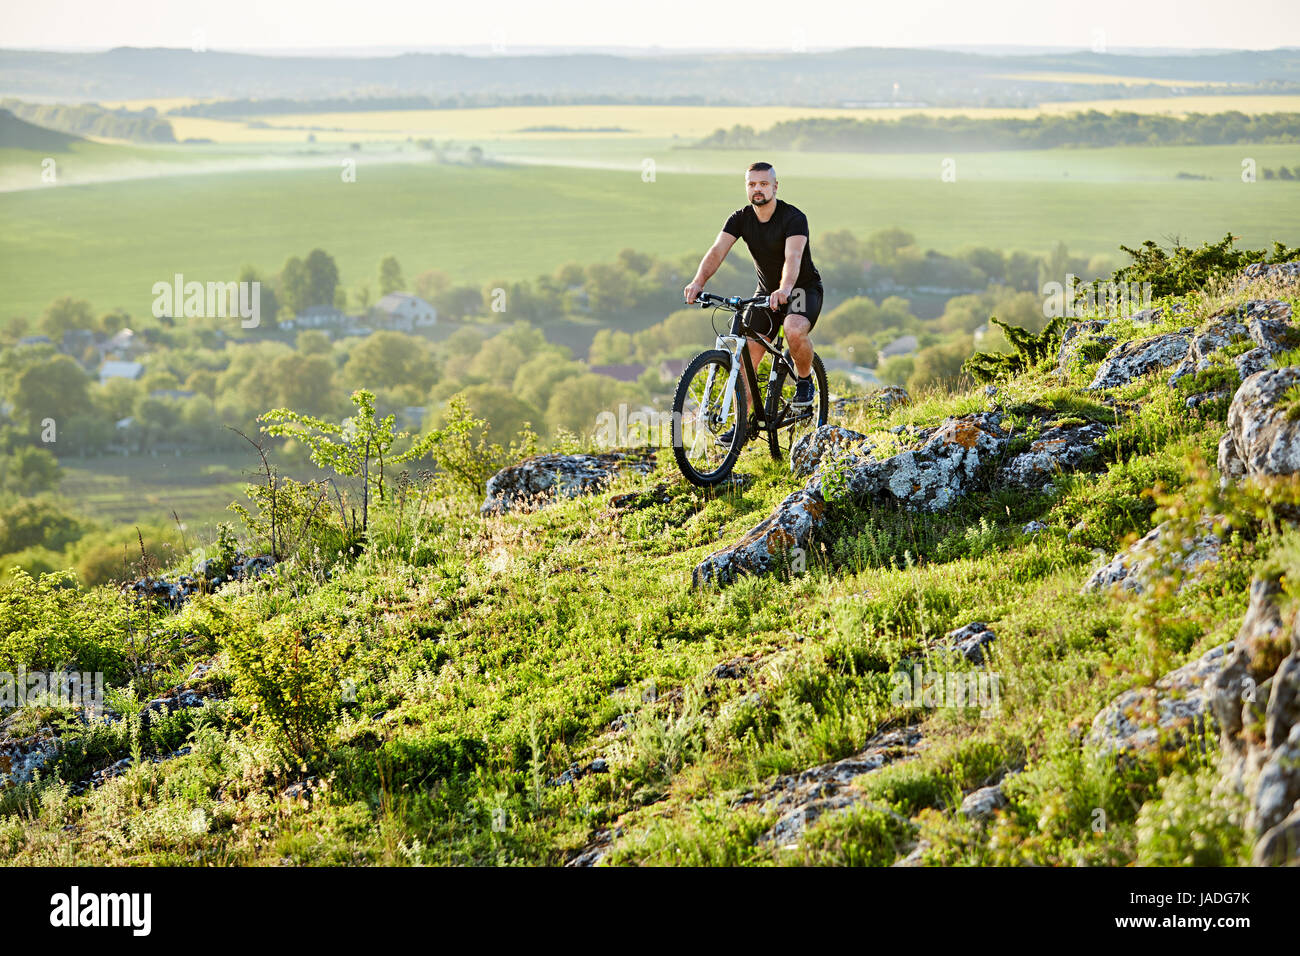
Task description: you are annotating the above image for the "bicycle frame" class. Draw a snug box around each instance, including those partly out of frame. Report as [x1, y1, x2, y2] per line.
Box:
[702, 305, 794, 436]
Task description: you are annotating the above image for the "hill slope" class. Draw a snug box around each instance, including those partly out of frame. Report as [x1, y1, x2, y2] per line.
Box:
[0, 107, 82, 150]
[2, 257, 1300, 866]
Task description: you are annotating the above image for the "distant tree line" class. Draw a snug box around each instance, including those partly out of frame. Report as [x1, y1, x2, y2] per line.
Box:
[694, 110, 1300, 152]
[0, 99, 175, 143]
[171, 93, 719, 118]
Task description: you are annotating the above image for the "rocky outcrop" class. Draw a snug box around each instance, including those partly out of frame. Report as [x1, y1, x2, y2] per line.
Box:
[1081, 519, 1222, 595]
[789, 425, 872, 478]
[1086, 642, 1233, 757]
[1205, 573, 1300, 864]
[996, 420, 1110, 490]
[694, 412, 1010, 585]
[1168, 300, 1294, 390]
[960, 778, 1013, 821]
[1088, 329, 1193, 390]
[936, 622, 998, 665]
[736, 726, 925, 848]
[481, 451, 657, 516]
[1236, 261, 1300, 289]
[1216, 366, 1300, 490]
[121, 551, 275, 610]
[831, 385, 911, 418]
[1058, 320, 1116, 373]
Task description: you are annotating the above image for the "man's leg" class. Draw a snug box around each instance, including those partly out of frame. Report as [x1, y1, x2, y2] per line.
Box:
[784, 314, 813, 379]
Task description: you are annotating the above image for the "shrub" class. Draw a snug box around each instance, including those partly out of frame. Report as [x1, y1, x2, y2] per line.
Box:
[0, 569, 130, 679]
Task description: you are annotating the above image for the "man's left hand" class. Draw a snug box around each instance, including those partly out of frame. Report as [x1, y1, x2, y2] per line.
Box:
[769, 287, 792, 309]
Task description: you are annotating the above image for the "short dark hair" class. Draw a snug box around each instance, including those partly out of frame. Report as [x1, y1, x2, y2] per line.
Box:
[747, 162, 774, 174]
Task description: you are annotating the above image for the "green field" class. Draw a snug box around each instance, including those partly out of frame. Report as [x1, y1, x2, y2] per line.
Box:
[57, 453, 257, 533]
[2, 140, 1299, 321]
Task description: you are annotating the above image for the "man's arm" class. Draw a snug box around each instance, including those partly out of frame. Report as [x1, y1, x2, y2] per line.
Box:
[684, 231, 738, 303]
[769, 235, 807, 308]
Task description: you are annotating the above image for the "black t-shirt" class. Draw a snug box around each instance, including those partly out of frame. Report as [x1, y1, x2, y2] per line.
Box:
[721, 199, 822, 293]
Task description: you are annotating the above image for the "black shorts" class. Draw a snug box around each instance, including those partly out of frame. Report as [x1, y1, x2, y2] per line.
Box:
[746, 284, 823, 340]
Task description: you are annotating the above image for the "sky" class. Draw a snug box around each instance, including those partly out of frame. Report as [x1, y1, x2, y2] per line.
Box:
[4, 0, 1300, 53]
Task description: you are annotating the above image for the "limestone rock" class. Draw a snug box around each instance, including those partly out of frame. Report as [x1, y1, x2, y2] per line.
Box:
[1058, 319, 1116, 373]
[737, 726, 924, 849]
[1217, 366, 1300, 490]
[1087, 642, 1233, 756]
[1168, 300, 1294, 390]
[996, 420, 1110, 490]
[1236, 261, 1300, 289]
[939, 622, 997, 665]
[694, 412, 1009, 586]
[1081, 519, 1222, 595]
[481, 451, 657, 516]
[1088, 329, 1193, 391]
[960, 781, 1009, 821]
[790, 424, 872, 478]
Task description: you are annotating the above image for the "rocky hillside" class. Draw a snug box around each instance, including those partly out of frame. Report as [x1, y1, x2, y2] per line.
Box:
[2, 260, 1300, 866]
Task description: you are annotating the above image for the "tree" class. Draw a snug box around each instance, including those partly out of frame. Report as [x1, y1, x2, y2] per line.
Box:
[443, 384, 539, 447]
[10, 355, 91, 431]
[99, 308, 130, 335]
[511, 355, 585, 412]
[0, 447, 62, 496]
[272, 353, 337, 415]
[38, 297, 94, 340]
[589, 329, 634, 364]
[261, 388, 444, 538]
[544, 373, 646, 439]
[305, 249, 340, 309]
[909, 337, 975, 394]
[378, 255, 405, 295]
[279, 256, 311, 317]
[818, 297, 884, 342]
[343, 331, 439, 393]
[238, 265, 278, 328]
[353, 282, 373, 313]
[296, 330, 333, 356]
[0, 498, 84, 555]
[414, 269, 450, 301]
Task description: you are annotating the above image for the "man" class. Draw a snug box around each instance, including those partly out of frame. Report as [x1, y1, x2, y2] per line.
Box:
[683, 161, 823, 443]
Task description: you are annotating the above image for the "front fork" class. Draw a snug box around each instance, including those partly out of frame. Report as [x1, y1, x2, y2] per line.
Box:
[709, 333, 784, 428]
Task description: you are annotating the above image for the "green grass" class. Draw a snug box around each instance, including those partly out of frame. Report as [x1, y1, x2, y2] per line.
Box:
[0, 274, 1284, 867]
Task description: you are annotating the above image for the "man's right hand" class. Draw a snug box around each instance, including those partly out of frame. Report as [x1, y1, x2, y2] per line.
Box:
[683, 281, 705, 305]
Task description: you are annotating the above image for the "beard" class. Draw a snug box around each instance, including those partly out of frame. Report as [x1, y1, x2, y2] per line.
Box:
[751, 194, 770, 206]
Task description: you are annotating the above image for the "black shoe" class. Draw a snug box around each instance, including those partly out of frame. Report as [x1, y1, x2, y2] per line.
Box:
[717, 423, 744, 447]
[793, 375, 814, 406]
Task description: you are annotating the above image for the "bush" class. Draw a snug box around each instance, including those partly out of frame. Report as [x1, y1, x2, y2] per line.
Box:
[1135, 768, 1249, 866]
[220, 614, 348, 762]
[1112, 232, 1299, 298]
[0, 569, 130, 679]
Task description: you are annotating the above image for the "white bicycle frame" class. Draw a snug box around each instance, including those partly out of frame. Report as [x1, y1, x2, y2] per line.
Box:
[700, 297, 782, 429]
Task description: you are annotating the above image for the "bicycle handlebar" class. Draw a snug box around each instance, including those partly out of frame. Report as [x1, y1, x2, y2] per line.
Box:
[688, 291, 769, 310]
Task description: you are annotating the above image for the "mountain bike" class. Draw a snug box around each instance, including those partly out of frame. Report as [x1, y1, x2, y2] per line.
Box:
[671, 291, 828, 487]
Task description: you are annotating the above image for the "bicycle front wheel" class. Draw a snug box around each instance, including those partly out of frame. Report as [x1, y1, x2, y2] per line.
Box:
[765, 350, 829, 465]
[672, 349, 745, 487]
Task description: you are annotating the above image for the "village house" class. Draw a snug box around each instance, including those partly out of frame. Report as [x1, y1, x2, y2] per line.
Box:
[372, 293, 437, 331]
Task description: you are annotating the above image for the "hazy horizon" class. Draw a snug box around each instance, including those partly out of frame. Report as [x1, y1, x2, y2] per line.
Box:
[6, 0, 1300, 54]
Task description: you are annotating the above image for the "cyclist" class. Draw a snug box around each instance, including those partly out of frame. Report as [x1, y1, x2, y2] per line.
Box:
[683, 161, 824, 444]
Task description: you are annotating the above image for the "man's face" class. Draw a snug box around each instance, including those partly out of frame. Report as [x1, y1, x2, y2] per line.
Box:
[747, 170, 776, 206]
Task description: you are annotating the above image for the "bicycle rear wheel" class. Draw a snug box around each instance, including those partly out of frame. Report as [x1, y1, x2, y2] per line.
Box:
[672, 349, 745, 487]
[765, 351, 829, 465]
